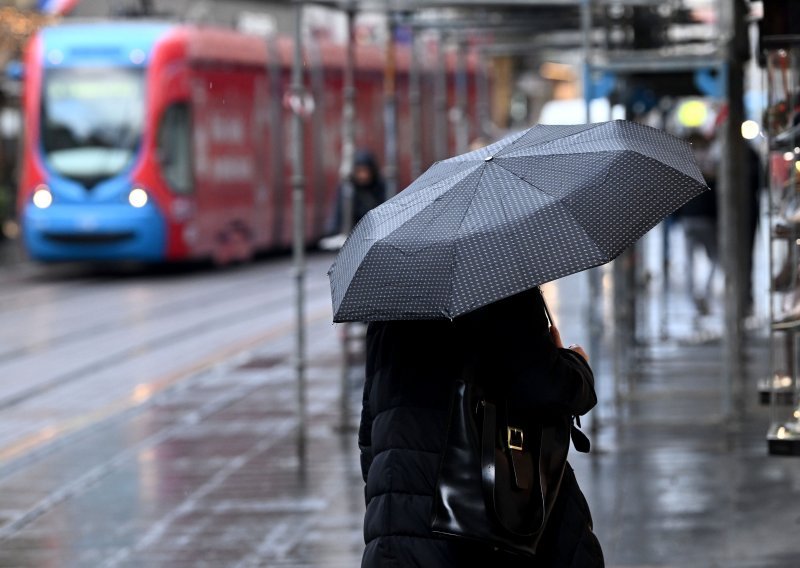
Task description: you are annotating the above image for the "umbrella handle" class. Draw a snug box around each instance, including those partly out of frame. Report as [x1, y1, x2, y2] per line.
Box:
[538, 287, 555, 328]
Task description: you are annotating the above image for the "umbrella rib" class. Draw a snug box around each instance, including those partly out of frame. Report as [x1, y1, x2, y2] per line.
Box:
[509, 123, 618, 154]
[495, 121, 608, 156]
[442, 128, 529, 164]
[508, 124, 704, 186]
[498, 147, 705, 188]
[492, 160, 610, 261]
[400, 161, 475, 197]
[447, 164, 489, 319]
[492, 159, 562, 200]
[364, 164, 483, 236]
[498, 148, 624, 160]
[630, 150, 707, 186]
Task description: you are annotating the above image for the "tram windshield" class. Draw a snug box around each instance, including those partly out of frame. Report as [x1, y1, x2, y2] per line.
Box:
[41, 68, 145, 186]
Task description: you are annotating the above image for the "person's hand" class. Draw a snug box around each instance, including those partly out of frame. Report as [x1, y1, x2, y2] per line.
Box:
[550, 325, 589, 363]
[568, 344, 589, 364]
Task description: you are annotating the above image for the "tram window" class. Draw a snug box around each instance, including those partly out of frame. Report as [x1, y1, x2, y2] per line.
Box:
[157, 102, 193, 194]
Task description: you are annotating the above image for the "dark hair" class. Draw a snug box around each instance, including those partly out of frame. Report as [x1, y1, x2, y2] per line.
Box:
[352, 150, 381, 181]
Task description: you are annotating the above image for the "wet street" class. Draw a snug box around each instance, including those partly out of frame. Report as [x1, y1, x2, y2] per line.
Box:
[0, 242, 798, 567]
[0, 249, 363, 567]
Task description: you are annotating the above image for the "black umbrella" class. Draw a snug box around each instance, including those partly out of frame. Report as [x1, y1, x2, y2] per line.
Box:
[328, 120, 707, 323]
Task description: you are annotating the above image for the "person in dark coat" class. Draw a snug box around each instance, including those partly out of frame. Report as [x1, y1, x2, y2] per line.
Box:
[329, 150, 387, 236]
[676, 133, 719, 316]
[358, 287, 603, 567]
[742, 141, 763, 315]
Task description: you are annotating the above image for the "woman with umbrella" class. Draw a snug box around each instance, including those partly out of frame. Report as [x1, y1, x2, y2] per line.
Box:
[329, 120, 708, 566]
[358, 288, 602, 566]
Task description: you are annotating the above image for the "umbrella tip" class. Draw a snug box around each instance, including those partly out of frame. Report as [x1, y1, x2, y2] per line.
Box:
[484, 155, 494, 162]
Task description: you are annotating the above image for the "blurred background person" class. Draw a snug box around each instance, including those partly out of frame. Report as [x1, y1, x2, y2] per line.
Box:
[677, 129, 720, 316]
[329, 149, 386, 237]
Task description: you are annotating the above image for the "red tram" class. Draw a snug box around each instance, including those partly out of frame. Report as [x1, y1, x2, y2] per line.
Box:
[18, 21, 483, 263]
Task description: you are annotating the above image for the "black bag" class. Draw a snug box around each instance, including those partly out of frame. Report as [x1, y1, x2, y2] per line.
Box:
[431, 379, 589, 558]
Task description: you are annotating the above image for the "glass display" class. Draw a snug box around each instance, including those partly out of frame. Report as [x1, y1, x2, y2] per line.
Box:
[764, 47, 800, 456]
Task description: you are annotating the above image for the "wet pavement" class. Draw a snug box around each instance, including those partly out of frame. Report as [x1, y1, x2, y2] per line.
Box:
[0, 251, 361, 567]
[0, 241, 22, 267]
[0, 244, 798, 567]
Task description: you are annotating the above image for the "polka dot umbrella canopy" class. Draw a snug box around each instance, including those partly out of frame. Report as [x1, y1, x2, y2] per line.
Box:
[328, 120, 708, 323]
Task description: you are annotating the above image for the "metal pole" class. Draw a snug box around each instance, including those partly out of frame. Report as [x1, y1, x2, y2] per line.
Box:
[476, 48, 490, 140]
[454, 35, 469, 154]
[660, 220, 670, 340]
[384, 8, 398, 198]
[582, 0, 603, 434]
[719, 0, 747, 421]
[434, 31, 448, 160]
[659, 94, 672, 340]
[615, 91, 638, 401]
[290, 3, 307, 458]
[409, 24, 422, 179]
[581, 0, 592, 125]
[339, 5, 357, 430]
[340, 7, 356, 235]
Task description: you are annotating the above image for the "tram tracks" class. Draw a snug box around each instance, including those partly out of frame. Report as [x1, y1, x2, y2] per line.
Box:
[0, 254, 336, 479]
[0, 278, 332, 412]
[0, 255, 330, 363]
[4, 298, 329, 417]
[0, 317, 334, 542]
[0, 262, 105, 308]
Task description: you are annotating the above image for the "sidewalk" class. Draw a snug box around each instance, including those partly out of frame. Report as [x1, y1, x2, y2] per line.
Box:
[562, 265, 798, 568]
[0, 239, 22, 266]
[576, 332, 791, 567]
[322, 271, 795, 567]
[272, 270, 794, 567]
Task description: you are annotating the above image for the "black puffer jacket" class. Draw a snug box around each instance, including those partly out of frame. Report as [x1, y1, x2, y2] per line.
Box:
[358, 288, 604, 567]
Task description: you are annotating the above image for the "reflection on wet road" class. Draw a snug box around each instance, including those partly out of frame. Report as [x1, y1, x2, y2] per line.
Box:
[0, 252, 364, 566]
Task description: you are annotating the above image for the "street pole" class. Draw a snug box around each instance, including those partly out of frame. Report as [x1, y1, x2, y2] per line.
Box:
[719, 0, 748, 421]
[340, 7, 356, 235]
[290, 3, 307, 460]
[384, 8, 398, 198]
[476, 48, 490, 140]
[454, 35, 469, 154]
[435, 31, 448, 160]
[339, 4, 357, 431]
[409, 23, 422, 179]
[582, 0, 603, 435]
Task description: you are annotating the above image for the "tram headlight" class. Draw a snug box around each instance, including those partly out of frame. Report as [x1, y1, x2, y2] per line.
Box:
[32, 186, 52, 209]
[129, 188, 149, 208]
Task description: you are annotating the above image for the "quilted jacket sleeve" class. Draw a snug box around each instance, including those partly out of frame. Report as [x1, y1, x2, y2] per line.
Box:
[358, 323, 381, 489]
[358, 374, 374, 486]
[547, 343, 597, 417]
